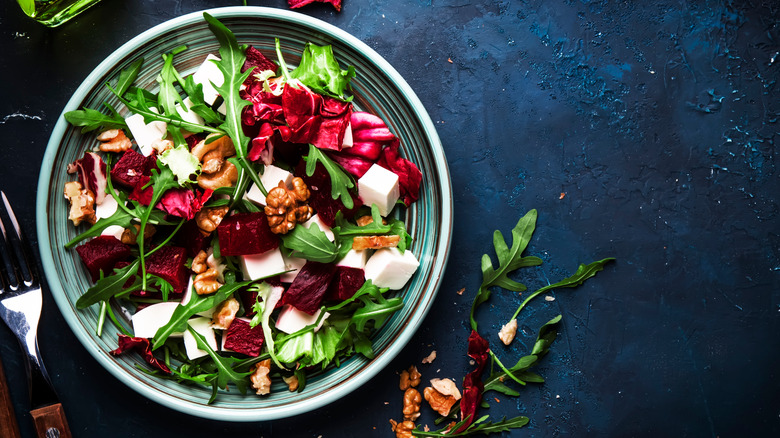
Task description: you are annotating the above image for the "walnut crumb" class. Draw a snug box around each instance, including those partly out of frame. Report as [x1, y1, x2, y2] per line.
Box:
[498, 319, 518, 345]
[545, 295, 556, 301]
[399, 365, 421, 390]
[421, 350, 437, 364]
[456, 287, 465, 295]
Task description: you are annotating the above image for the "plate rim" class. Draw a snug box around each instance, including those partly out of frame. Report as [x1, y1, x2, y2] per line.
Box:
[36, 5, 453, 421]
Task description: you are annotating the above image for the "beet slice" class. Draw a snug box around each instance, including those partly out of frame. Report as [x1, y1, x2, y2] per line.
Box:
[325, 266, 365, 301]
[76, 235, 132, 282]
[145, 245, 189, 294]
[281, 261, 337, 314]
[217, 212, 279, 256]
[223, 318, 265, 357]
[111, 149, 152, 189]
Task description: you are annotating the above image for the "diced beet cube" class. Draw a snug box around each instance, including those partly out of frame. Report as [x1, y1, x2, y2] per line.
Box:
[217, 212, 279, 256]
[110, 149, 152, 189]
[185, 133, 206, 150]
[325, 266, 365, 301]
[145, 245, 189, 294]
[76, 236, 132, 282]
[176, 220, 209, 258]
[223, 318, 265, 357]
[281, 261, 337, 314]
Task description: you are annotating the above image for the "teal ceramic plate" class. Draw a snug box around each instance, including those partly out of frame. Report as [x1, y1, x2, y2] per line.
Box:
[36, 7, 452, 421]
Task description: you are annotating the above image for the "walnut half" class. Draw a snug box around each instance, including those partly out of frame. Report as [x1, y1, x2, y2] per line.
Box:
[264, 178, 313, 234]
[64, 181, 96, 226]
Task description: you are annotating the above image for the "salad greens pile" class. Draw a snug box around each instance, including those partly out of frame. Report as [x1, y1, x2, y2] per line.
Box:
[62, 12, 422, 403]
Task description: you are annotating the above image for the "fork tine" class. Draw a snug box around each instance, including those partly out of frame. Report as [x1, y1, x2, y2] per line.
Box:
[0, 191, 36, 289]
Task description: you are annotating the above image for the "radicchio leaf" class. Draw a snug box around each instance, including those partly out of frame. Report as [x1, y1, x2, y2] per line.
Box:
[67, 151, 108, 204]
[111, 335, 171, 374]
[278, 83, 352, 151]
[242, 45, 277, 87]
[326, 151, 373, 178]
[157, 188, 213, 220]
[377, 140, 422, 206]
[287, 0, 342, 13]
[459, 330, 490, 433]
[247, 122, 277, 164]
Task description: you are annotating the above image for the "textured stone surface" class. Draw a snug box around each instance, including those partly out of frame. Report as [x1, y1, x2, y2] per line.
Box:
[0, 0, 777, 436]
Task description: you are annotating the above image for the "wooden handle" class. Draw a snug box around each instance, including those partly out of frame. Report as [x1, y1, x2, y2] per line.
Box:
[31, 403, 72, 438]
[0, 358, 22, 438]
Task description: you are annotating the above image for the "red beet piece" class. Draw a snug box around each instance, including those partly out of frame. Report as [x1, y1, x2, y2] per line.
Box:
[325, 266, 365, 301]
[145, 245, 189, 294]
[76, 235, 132, 282]
[176, 220, 209, 258]
[243, 46, 277, 78]
[281, 261, 337, 314]
[110, 149, 152, 189]
[217, 212, 279, 256]
[223, 318, 265, 357]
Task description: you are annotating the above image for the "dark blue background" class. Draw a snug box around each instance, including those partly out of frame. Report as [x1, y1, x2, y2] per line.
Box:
[1, 0, 778, 436]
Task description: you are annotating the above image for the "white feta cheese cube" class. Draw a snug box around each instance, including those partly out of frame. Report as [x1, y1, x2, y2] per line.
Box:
[217, 101, 227, 115]
[303, 214, 334, 241]
[175, 97, 205, 126]
[132, 302, 182, 339]
[125, 108, 167, 156]
[336, 249, 370, 269]
[192, 54, 224, 105]
[245, 165, 294, 205]
[280, 252, 307, 283]
[275, 305, 329, 334]
[358, 164, 400, 216]
[341, 122, 353, 148]
[363, 248, 419, 290]
[240, 247, 287, 280]
[183, 317, 217, 360]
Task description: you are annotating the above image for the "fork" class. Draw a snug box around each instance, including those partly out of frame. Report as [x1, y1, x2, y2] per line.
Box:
[0, 191, 72, 438]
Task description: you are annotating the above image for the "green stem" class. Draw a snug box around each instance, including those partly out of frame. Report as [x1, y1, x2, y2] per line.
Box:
[488, 350, 526, 386]
[106, 301, 132, 337]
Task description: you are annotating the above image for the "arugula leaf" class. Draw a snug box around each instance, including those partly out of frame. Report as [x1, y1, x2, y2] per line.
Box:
[509, 258, 615, 320]
[252, 282, 286, 369]
[413, 415, 529, 437]
[281, 223, 339, 263]
[470, 210, 543, 331]
[113, 58, 144, 98]
[351, 294, 404, 332]
[202, 13, 266, 205]
[76, 261, 140, 309]
[64, 106, 126, 133]
[305, 144, 355, 209]
[187, 326, 251, 394]
[289, 43, 356, 101]
[152, 280, 251, 349]
[157, 48, 187, 117]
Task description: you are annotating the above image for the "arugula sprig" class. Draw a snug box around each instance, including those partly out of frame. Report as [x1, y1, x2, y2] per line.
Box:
[305, 144, 356, 209]
[414, 415, 530, 437]
[470, 209, 542, 331]
[202, 12, 267, 204]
